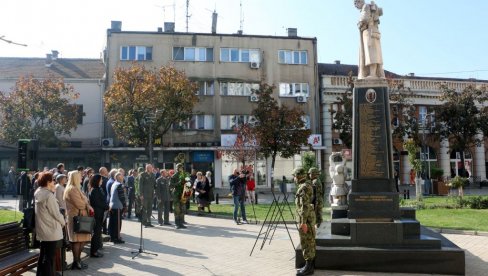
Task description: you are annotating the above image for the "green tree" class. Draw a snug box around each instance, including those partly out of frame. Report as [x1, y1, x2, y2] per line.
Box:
[104, 64, 198, 147]
[330, 73, 353, 148]
[252, 83, 311, 189]
[0, 75, 79, 146]
[434, 84, 488, 173]
[404, 138, 423, 201]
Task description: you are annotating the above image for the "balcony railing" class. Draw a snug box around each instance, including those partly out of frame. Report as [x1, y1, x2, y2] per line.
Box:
[326, 76, 480, 92]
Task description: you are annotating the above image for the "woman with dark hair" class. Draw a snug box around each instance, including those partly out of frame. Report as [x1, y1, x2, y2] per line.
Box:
[34, 172, 65, 276]
[88, 174, 105, 258]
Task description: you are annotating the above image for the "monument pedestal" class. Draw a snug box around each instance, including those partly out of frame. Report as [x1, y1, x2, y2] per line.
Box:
[296, 210, 465, 275]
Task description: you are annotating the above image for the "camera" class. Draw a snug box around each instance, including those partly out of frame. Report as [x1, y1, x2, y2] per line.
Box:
[241, 170, 249, 175]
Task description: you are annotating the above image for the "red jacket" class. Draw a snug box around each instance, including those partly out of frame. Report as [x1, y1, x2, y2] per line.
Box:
[246, 179, 255, 191]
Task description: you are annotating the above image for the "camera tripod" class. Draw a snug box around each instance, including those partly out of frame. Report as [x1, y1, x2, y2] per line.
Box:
[250, 190, 297, 256]
[131, 206, 158, 259]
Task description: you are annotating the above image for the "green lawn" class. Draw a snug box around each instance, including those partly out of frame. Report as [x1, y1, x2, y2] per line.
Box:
[416, 209, 488, 232]
[2, 202, 486, 232]
[401, 195, 459, 207]
[0, 209, 23, 224]
[194, 203, 331, 222]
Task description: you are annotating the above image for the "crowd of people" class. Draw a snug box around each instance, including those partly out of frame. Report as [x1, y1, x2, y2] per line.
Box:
[4, 160, 276, 276]
[8, 162, 220, 275]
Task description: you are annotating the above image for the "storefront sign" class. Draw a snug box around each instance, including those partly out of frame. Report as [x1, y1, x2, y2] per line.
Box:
[192, 151, 214, 162]
[308, 134, 322, 148]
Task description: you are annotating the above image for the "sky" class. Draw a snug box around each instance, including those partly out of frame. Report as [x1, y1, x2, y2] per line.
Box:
[1, 0, 488, 80]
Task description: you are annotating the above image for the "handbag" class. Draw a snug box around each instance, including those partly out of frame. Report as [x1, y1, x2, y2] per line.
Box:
[73, 209, 94, 234]
[22, 207, 35, 230]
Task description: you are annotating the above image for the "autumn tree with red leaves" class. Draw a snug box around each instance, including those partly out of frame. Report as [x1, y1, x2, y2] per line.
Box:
[224, 123, 258, 168]
[252, 83, 311, 189]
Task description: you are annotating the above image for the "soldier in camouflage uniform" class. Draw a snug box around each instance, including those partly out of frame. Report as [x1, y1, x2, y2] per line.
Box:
[139, 164, 156, 227]
[170, 163, 187, 229]
[308, 167, 323, 227]
[294, 167, 315, 276]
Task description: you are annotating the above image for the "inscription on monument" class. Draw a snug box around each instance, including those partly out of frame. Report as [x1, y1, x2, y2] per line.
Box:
[355, 195, 393, 202]
[358, 96, 387, 178]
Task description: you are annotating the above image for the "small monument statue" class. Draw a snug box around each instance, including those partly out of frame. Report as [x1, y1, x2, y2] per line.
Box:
[329, 152, 349, 207]
[355, 0, 385, 79]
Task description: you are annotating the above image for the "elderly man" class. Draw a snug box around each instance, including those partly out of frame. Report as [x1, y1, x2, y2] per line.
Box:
[109, 172, 127, 244]
[139, 164, 156, 228]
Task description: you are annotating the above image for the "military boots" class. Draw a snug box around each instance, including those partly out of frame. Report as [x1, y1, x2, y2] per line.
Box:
[296, 259, 314, 276]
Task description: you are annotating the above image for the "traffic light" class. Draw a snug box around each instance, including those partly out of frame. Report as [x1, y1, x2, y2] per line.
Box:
[17, 139, 38, 171]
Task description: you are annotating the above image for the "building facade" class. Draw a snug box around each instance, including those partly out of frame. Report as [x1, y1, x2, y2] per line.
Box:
[103, 21, 321, 188]
[320, 62, 488, 186]
[0, 56, 105, 174]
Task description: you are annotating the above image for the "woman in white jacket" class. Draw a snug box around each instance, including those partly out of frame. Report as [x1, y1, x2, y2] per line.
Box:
[34, 172, 65, 276]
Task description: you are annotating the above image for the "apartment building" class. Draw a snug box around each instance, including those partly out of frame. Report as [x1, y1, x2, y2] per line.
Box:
[103, 21, 321, 187]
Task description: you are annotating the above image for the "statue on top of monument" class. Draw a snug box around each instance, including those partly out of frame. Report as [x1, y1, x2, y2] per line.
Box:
[355, 0, 385, 79]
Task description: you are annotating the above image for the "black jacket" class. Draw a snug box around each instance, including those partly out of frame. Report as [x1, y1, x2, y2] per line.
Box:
[89, 187, 107, 220]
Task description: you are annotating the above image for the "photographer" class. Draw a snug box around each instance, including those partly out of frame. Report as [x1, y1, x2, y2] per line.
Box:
[229, 169, 248, 224]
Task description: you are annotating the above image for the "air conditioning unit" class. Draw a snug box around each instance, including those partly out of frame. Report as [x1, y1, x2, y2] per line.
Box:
[250, 62, 260, 69]
[249, 95, 259, 102]
[101, 138, 113, 147]
[332, 138, 343, 145]
[296, 95, 307, 103]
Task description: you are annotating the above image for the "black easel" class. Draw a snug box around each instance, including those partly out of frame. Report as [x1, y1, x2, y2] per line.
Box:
[250, 191, 296, 256]
[131, 206, 158, 259]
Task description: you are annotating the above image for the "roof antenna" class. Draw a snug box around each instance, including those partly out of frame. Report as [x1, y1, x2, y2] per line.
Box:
[186, 0, 191, 32]
[239, 0, 244, 34]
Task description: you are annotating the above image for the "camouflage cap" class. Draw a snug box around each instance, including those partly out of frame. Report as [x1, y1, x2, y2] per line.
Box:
[175, 163, 183, 170]
[137, 167, 144, 173]
[292, 167, 306, 177]
[308, 167, 319, 175]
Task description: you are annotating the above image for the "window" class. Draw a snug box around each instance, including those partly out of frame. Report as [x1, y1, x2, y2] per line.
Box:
[418, 106, 428, 126]
[174, 115, 214, 130]
[220, 82, 259, 96]
[196, 81, 215, 95]
[120, 46, 152, 61]
[220, 48, 260, 63]
[278, 50, 307, 64]
[220, 115, 255, 130]
[173, 47, 214, 61]
[279, 83, 309, 97]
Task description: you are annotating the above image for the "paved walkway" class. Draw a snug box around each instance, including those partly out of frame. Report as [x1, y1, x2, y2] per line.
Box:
[1, 197, 487, 275]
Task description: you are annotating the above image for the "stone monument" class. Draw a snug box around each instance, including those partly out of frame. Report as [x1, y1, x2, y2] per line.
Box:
[328, 152, 349, 218]
[295, 1, 465, 274]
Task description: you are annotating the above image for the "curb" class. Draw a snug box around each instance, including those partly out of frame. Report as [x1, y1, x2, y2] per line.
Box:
[428, 227, 488, 236]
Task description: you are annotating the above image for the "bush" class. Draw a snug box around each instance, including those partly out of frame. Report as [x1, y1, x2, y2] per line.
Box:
[430, 167, 444, 180]
[447, 176, 468, 188]
[458, 196, 488, 209]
